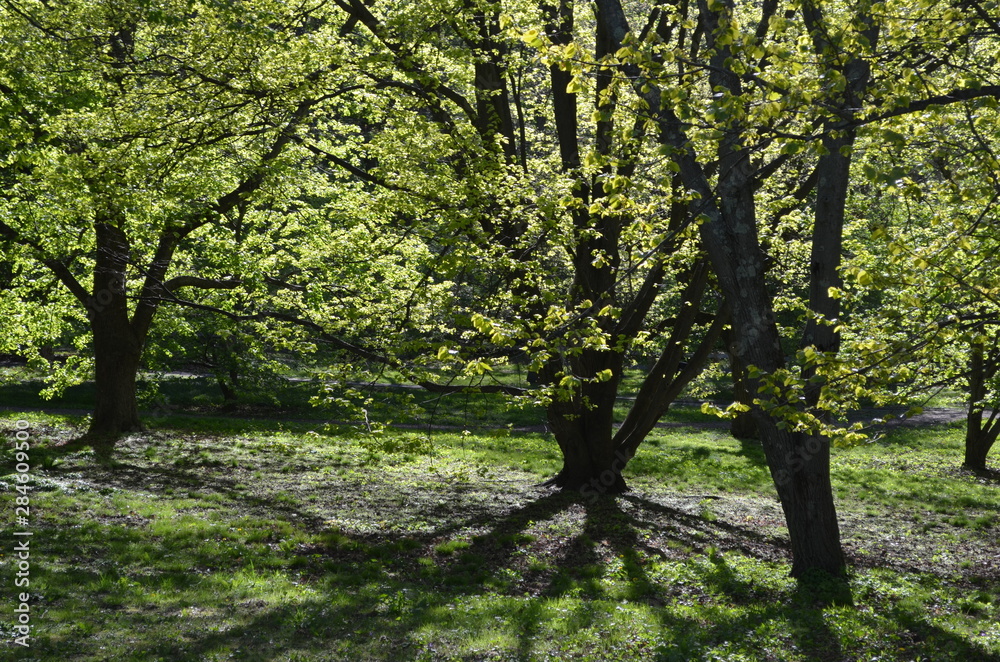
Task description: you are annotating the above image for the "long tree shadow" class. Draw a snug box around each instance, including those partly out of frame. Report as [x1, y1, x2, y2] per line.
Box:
[619, 492, 791, 560]
[534, 494, 1000, 662]
[579, 495, 848, 660]
[20, 431, 1000, 662]
[20, 471, 580, 660]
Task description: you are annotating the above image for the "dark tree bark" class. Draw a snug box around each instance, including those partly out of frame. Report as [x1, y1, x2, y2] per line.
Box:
[74, 114, 307, 450]
[541, 295, 726, 495]
[534, 0, 724, 494]
[219, 369, 240, 404]
[612, 265, 729, 458]
[965, 423, 998, 471]
[964, 340, 999, 470]
[84, 219, 146, 448]
[543, 350, 629, 493]
[338, 0, 727, 493]
[88, 316, 144, 443]
[725, 326, 760, 440]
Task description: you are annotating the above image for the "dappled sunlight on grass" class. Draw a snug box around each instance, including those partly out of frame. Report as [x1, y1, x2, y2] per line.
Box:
[0, 412, 998, 660]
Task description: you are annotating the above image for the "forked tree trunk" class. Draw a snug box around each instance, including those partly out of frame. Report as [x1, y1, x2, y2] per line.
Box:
[544, 350, 629, 495]
[671, 28, 845, 576]
[709, 224, 846, 578]
[593, 0, 855, 579]
[218, 365, 241, 404]
[544, 298, 725, 496]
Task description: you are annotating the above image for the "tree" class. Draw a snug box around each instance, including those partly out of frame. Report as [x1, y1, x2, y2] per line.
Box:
[324, 0, 730, 496]
[846, 93, 1000, 472]
[585, 0, 1000, 576]
[0, 0, 360, 450]
[582, 0, 876, 577]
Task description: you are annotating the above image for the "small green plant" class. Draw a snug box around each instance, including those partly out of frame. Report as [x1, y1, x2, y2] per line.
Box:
[434, 539, 471, 555]
[699, 498, 718, 522]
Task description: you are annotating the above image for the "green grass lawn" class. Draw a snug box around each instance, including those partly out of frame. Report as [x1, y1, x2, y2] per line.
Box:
[0, 412, 998, 661]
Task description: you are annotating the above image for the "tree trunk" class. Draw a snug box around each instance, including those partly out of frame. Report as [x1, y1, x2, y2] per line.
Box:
[543, 347, 629, 495]
[698, 182, 846, 577]
[593, 0, 854, 579]
[538, 0, 630, 497]
[725, 326, 759, 440]
[964, 340, 998, 471]
[705, 219, 846, 577]
[614, 297, 729, 455]
[89, 317, 144, 446]
[85, 220, 146, 452]
[964, 426, 996, 471]
[547, 421, 630, 496]
[219, 379, 239, 404]
[763, 422, 844, 577]
[670, 33, 845, 576]
[219, 365, 240, 403]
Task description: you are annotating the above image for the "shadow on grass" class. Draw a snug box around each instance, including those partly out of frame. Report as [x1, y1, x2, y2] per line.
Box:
[563, 497, 849, 661]
[15, 454, 1000, 661]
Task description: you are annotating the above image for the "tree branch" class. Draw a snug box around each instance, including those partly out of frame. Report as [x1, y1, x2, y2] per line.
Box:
[867, 86, 1000, 124]
[164, 276, 242, 290]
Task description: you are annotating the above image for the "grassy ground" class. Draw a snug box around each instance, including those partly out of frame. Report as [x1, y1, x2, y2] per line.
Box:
[1, 410, 998, 661]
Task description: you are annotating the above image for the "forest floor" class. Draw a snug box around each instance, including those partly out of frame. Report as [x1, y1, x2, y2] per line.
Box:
[1, 410, 998, 661]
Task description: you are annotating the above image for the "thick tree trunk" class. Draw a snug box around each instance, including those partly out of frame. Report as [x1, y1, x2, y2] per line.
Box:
[219, 379, 238, 404]
[763, 421, 844, 576]
[671, 29, 844, 576]
[540, 0, 630, 498]
[593, 0, 855, 579]
[546, 423, 629, 496]
[705, 232, 846, 576]
[89, 318, 144, 445]
[82, 219, 147, 453]
[543, 346, 629, 495]
[964, 428, 995, 471]
[698, 186, 846, 577]
[784, 464, 843, 577]
[218, 365, 241, 404]
[545, 286, 726, 494]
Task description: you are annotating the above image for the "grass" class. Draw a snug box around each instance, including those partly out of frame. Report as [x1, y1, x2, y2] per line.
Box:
[0, 409, 998, 661]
